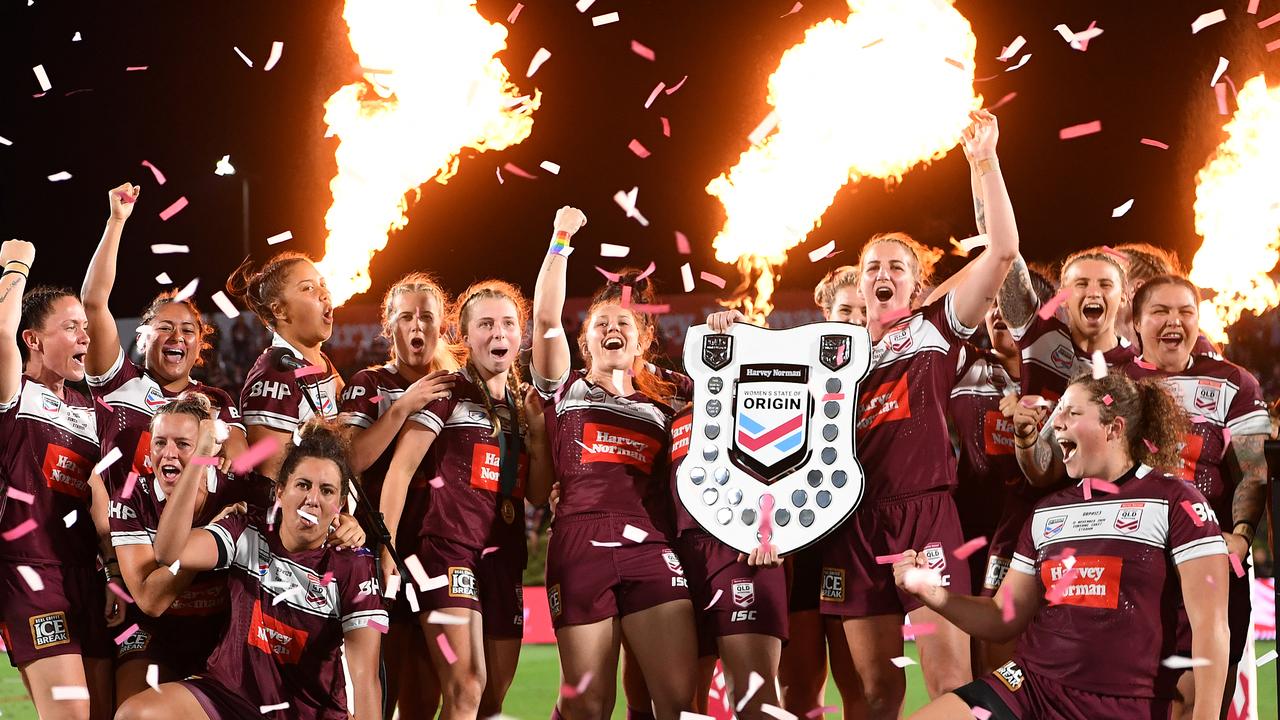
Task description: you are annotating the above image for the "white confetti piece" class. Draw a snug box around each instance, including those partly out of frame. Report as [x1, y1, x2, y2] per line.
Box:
[214, 154, 235, 176]
[592, 12, 619, 27]
[1210, 56, 1229, 87]
[63, 510, 77, 527]
[263, 41, 284, 71]
[681, 263, 694, 292]
[0, 135, 12, 146]
[539, 161, 561, 175]
[167, 559, 181, 574]
[1256, 649, 1278, 666]
[542, 327, 564, 339]
[404, 554, 432, 590]
[17, 565, 44, 591]
[52, 686, 90, 701]
[33, 65, 52, 92]
[266, 230, 293, 245]
[427, 611, 469, 625]
[736, 671, 765, 711]
[590, 540, 623, 547]
[748, 111, 779, 146]
[600, 243, 630, 258]
[1091, 349, 1107, 379]
[1006, 53, 1032, 72]
[405, 583, 420, 612]
[233, 46, 254, 67]
[271, 585, 304, 606]
[612, 187, 650, 226]
[296, 508, 318, 524]
[1192, 9, 1227, 34]
[211, 290, 240, 318]
[260, 703, 290, 713]
[703, 588, 723, 610]
[680, 713, 716, 720]
[807, 240, 835, 262]
[92, 447, 123, 477]
[527, 48, 551, 77]
[72, 31, 82, 41]
[1112, 199, 1134, 217]
[383, 573, 401, 599]
[575, 0, 595, 11]
[997, 35, 1026, 61]
[890, 656, 916, 668]
[173, 277, 199, 303]
[1161, 655, 1211, 669]
[155, 272, 172, 284]
[48, 171, 72, 182]
[419, 573, 448, 592]
[761, 704, 798, 720]
[146, 664, 159, 691]
[622, 524, 649, 543]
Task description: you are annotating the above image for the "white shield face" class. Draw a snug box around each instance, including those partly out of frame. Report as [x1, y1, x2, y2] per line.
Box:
[677, 322, 871, 555]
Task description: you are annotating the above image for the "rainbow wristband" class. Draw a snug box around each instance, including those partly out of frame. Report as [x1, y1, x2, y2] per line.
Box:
[549, 231, 572, 256]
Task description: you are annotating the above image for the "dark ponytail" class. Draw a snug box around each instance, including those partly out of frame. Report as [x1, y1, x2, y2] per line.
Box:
[225, 252, 313, 331]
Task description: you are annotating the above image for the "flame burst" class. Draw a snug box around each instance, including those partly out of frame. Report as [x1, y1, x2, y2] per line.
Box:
[317, 0, 539, 306]
[705, 0, 981, 324]
[1189, 74, 1280, 345]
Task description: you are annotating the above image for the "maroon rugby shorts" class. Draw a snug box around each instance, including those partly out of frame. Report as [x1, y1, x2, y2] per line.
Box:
[1, 562, 112, 667]
[678, 530, 787, 657]
[181, 675, 264, 719]
[116, 610, 226, 678]
[979, 494, 1036, 597]
[819, 491, 972, 617]
[478, 540, 526, 639]
[415, 535, 524, 638]
[953, 658, 1172, 720]
[545, 514, 690, 629]
[786, 543, 823, 613]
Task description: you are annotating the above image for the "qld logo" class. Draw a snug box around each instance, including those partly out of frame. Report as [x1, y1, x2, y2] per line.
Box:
[1114, 506, 1143, 533]
[732, 364, 809, 483]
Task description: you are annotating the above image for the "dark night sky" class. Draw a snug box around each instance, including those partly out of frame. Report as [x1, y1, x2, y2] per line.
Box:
[1, 0, 1277, 315]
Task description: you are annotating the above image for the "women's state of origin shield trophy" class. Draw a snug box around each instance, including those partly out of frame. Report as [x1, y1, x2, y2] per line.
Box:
[677, 323, 871, 554]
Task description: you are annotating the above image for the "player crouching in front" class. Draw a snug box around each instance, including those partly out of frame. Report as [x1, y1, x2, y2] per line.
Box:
[897, 370, 1230, 720]
[116, 420, 385, 720]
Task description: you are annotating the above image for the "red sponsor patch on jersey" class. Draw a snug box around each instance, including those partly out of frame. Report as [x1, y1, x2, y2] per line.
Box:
[579, 423, 659, 473]
[1173, 432, 1206, 483]
[983, 410, 1016, 456]
[468, 443, 527, 497]
[42, 444, 91, 499]
[131, 430, 153, 475]
[857, 375, 911, 432]
[1040, 555, 1122, 609]
[670, 414, 692, 462]
[247, 600, 309, 664]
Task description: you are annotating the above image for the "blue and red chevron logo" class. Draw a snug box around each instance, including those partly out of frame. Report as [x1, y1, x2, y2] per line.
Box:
[736, 413, 804, 453]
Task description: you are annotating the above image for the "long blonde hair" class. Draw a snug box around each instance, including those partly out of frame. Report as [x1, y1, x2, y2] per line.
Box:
[380, 272, 459, 372]
[453, 280, 529, 437]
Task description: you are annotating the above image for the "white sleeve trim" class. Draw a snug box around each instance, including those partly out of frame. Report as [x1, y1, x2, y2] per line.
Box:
[205, 522, 237, 570]
[1009, 552, 1036, 575]
[943, 292, 978, 339]
[0, 390, 18, 412]
[85, 347, 126, 387]
[407, 409, 444, 433]
[1226, 411, 1271, 438]
[531, 366, 570, 395]
[1171, 535, 1228, 565]
[340, 411, 374, 429]
[342, 608, 389, 633]
[110, 531, 153, 547]
[241, 409, 299, 432]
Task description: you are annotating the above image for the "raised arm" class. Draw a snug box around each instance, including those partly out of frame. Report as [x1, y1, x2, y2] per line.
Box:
[894, 549, 1040, 643]
[81, 184, 140, 376]
[153, 420, 222, 571]
[951, 110, 1019, 328]
[523, 384, 552, 506]
[1011, 396, 1065, 487]
[0, 240, 35, 403]
[532, 206, 587, 385]
[1177, 554, 1230, 720]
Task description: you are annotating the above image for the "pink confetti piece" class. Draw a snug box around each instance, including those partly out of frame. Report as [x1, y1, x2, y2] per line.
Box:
[633, 261, 657, 282]
[665, 75, 688, 94]
[507, 3, 524, 23]
[3, 519, 38, 542]
[231, 436, 282, 474]
[121, 471, 139, 499]
[527, 48, 551, 77]
[782, 2, 803, 17]
[759, 494, 775, 545]
[6, 486, 34, 504]
[481, 546, 499, 557]
[1189, 414, 1207, 423]
[1143, 438, 1159, 453]
[1259, 11, 1280, 28]
[808, 240, 836, 262]
[1000, 582, 1015, 622]
[1134, 357, 1157, 370]
[821, 393, 845, 402]
[428, 476, 444, 488]
[190, 456, 220, 466]
[495, 167, 504, 185]
[875, 552, 905, 565]
[627, 139, 651, 158]
[1102, 394, 1113, 406]
[630, 40, 655, 61]
[1215, 83, 1229, 115]
[944, 57, 966, 70]
[700, 271, 726, 289]
[369, 620, 389, 634]
[1229, 553, 1244, 578]
[953, 536, 988, 560]
[1082, 479, 1093, 500]
[632, 303, 670, 314]
[903, 622, 936, 638]
[1266, 38, 1280, 53]
[595, 266, 622, 283]
[880, 307, 913, 327]
[1090, 479, 1120, 495]
[1037, 289, 1071, 320]
[503, 162, 537, 179]
[263, 41, 284, 71]
[987, 91, 1017, 111]
[1180, 500, 1205, 527]
[660, 116, 671, 137]
[972, 708, 992, 720]
[158, 197, 188, 221]
[318, 571, 334, 586]
[620, 285, 633, 308]
[1059, 120, 1102, 140]
[1140, 138, 1170, 149]
[114, 623, 140, 646]
[806, 707, 838, 718]
[108, 581, 134, 603]
[1222, 427, 1232, 447]
[644, 83, 665, 108]
[1191, 9, 1227, 34]
[141, 160, 166, 185]
[704, 588, 723, 610]
[675, 231, 691, 254]
[293, 364, 326, 378]
[1045, 567, 1079, 604]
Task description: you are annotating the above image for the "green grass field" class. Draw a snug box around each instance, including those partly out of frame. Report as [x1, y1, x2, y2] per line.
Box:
[3, 641, 1275, 719]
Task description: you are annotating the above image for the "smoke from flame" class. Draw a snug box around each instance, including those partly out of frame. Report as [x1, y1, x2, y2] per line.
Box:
[317, 0, 539, 307]
[1189, 74, 1280, 345]
[704, 0, 981, 324]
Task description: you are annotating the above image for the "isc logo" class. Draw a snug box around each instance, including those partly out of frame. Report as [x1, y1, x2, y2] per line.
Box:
[730, 610, 757, 622]
[249, 381, 292, 401]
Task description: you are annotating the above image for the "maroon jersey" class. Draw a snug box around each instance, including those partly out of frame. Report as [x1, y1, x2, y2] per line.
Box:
[89, 349, 243, 494]
[241, 335, 341, 433]
[407, 369, 528, 550]
[856, 293, 974, 501]
[534, 368, 678, 535]
[1009, 312, 1135, 402]
[1122, 356, 1270, 524]
[670, 406, 699, 535]
[202, 509, 386, 719]
[0, 377, 100, 566]
[949, 344, 1024, 535]
[1009, 465, 1226, 698]
[339, 365, 434, 546]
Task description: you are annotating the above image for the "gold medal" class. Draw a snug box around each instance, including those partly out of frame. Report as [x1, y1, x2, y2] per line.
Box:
[502, 498, 516, 524]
